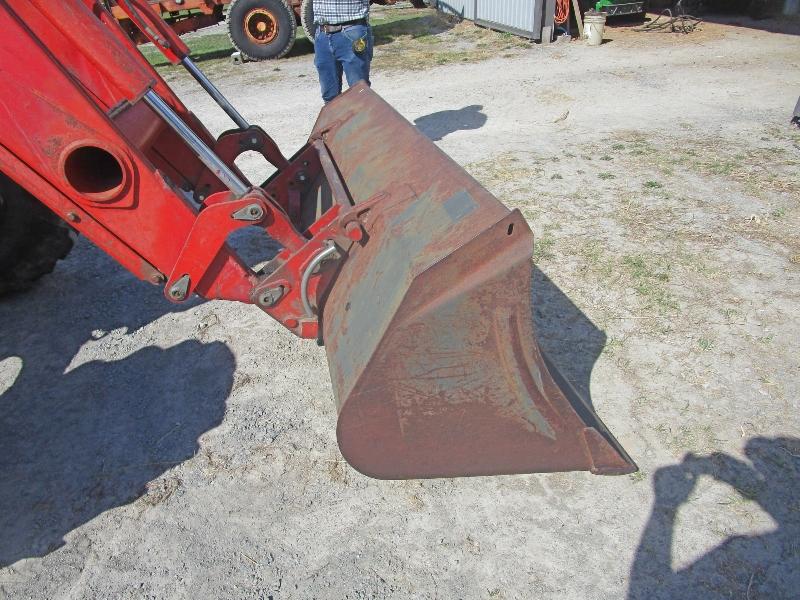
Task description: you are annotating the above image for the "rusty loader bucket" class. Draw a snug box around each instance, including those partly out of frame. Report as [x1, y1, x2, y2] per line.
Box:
[314, 83, 636, 479]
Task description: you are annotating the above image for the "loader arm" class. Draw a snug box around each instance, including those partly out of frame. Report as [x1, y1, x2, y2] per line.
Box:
[0, 0, 636, 479]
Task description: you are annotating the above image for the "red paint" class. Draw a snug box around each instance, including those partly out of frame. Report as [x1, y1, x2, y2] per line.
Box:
[0, 1, 637, 479]
[344, 221, 364, 242]
[0, 0, 347, 338]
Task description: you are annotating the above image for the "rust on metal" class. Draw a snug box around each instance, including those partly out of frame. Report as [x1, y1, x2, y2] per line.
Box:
[316, 83, 636, 479]
[3, 0, 634, 480]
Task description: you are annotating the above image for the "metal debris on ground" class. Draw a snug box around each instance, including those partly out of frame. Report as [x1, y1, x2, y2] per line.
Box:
[635, 2, 702, 34]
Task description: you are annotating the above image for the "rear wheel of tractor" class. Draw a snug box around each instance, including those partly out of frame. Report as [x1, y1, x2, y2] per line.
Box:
[227, 0, 297, 60]
[0, 173, 74, 297]
[300, 0, 315, 43]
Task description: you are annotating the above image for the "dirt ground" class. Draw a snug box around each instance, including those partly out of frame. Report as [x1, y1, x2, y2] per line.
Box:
[1, 7, 799, 600]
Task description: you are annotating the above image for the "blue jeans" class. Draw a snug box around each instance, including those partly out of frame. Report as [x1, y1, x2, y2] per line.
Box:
[313, 24, 373, 103]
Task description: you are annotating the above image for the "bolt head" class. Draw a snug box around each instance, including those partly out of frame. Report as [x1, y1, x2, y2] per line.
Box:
[259, 286, 283, 307]
[66, 211, 80, 223]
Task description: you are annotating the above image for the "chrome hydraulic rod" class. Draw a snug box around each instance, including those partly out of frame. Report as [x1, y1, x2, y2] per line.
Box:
[180, 57, 250, 130]
[143, 89, 249, 197]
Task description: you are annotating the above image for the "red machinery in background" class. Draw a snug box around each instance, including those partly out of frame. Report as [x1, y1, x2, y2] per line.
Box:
[0, 0, 635, 479]
[108, 0, 428, 61]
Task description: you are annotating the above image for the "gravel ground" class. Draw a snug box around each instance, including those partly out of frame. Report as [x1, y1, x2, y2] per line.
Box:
[1, 10, 799, 600]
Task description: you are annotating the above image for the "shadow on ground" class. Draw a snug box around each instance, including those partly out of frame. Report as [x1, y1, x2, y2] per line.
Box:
[0, 240, 236, 568]
[688, 12, 800, 35]
[531, 267, 605, 413]
[628, 438, 800, 599]
[414, 105, 487, 141]
[639, 0, 800, 34]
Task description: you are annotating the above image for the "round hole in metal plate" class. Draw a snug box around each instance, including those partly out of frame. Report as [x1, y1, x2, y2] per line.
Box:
[64, 145, 124, 198]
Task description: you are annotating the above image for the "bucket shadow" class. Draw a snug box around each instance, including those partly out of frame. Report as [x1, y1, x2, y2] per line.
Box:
[531, 267, 605, 412]
[0, 240, 236, 568]
[628, 438, 800, 599]
[414, 105, 488, 142]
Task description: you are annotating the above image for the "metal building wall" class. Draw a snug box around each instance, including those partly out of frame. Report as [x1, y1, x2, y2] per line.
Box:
[433, 0, 549, 41]
[433, 0, 476, 20]
[475, 0, 543, 39]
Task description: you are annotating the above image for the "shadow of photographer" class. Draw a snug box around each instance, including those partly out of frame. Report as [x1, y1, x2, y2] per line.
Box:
[628, 437, 800, 599]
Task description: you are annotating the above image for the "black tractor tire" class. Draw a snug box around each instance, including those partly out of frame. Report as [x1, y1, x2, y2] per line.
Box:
[0, 173, 74, 297]
[301, 0, 315, 42]
[227, 0, 297, 60]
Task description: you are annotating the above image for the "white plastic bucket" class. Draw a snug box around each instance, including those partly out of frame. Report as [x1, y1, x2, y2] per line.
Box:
[584, 12, 607, 46]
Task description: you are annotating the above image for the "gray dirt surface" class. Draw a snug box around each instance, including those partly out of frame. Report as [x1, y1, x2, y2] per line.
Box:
[1, 9, 799, 600]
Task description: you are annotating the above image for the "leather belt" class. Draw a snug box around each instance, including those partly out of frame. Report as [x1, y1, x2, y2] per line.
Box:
[319, 18, 368, 33]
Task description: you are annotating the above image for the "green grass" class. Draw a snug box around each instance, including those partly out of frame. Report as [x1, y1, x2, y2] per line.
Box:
[601, 336, 624, 358]
[140, 31, 238, 67]
[139, 7, 433, 68]
[623, 255, 669, 282]
[533, 234, 556, 262]
[654, 423, 720, 455]
[139, 7, 531, 72]
[578, 240, 615, 279]
[771, 207, 787, 219]
[698, 336, 714, 351]
[372, 10, 529, 71]
[629, 471, 647, 483]
[721, 307, 740, 322]
[613, 131, 799, 199]
[622, 254, 679, 314]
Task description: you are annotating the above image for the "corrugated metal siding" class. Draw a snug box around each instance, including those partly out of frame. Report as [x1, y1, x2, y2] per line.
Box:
[476, 0, 538, 33]
[435, 0, 545, 40]
[434, 0, 475, 21]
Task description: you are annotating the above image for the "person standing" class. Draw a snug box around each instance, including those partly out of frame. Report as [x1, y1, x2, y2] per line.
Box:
[312, 0, 395, 103]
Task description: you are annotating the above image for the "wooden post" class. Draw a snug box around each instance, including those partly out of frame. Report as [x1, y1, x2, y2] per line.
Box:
[541, 0, 557, 43]
[572, 0, 584, 38]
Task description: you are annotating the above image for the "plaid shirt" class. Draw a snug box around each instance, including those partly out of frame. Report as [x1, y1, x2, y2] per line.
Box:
[313, 0, 370, 24]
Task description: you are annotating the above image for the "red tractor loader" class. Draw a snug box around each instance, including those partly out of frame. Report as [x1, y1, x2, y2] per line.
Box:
[108, 0, 429, 61]
[0, 0, 635, 479]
